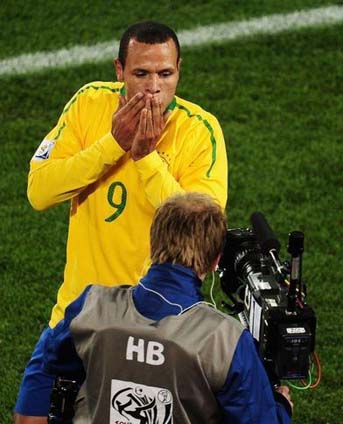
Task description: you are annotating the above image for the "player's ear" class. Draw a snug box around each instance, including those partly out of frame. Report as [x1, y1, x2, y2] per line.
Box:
[211, 254, 221, 272]
[177, 57, 182, 71]
[213, 255, 222, 271]
[114, 58, 124, 82]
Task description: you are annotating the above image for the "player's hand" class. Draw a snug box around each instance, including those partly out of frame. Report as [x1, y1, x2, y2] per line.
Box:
[131, 95, 169, 161]
[111, 92, 145, 151]
[275, 385, 293, 413]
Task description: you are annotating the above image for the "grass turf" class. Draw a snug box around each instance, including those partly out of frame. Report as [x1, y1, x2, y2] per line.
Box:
[0, 6, 342, 423]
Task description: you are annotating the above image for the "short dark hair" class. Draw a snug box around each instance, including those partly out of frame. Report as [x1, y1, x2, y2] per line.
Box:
[118, 21, 180, 68]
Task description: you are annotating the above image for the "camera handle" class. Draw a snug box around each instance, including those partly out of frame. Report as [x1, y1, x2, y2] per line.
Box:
[48, 377, 79, 423]
[287, 231, 304, 313]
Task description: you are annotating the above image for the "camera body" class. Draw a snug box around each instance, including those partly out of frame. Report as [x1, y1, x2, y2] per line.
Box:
[219, 225, 316, 382]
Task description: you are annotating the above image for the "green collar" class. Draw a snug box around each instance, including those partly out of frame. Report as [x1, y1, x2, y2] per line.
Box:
[166, 96, 176, 112]
[120, 85, 126, 96]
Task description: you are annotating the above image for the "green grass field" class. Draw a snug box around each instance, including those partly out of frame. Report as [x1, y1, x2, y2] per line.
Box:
[0, 1, 342, 422]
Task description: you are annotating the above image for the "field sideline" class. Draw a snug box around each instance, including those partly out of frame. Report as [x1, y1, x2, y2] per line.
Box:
[0, 1, 342, 422]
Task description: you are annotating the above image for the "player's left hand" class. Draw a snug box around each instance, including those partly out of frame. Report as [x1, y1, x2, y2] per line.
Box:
[131, 95, 169, 161]
[111, 92, 145, 151]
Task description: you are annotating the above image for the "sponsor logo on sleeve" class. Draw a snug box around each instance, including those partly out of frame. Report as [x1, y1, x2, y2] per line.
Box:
[110, 379, 173, 424]
[32, 139, 55, 161]
[157, 150, 171, 167]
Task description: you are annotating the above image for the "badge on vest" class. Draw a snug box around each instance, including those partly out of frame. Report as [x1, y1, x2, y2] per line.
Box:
[110, 379, 173, 424]
[32, 139, 55, 161]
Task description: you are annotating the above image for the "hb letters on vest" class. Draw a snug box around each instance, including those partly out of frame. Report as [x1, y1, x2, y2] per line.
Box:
[126, 336, 165, 366]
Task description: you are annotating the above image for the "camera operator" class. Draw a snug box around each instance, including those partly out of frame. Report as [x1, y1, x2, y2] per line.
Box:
[43, 192, 293, 423]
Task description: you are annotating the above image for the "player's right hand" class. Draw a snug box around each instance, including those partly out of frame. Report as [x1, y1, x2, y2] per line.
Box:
[111, 92, 146, 151]
[131, 95, 168, 161]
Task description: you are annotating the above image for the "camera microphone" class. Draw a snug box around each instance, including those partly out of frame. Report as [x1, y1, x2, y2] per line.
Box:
[250, 212, 284, 275]
[287, 231, 304, 312]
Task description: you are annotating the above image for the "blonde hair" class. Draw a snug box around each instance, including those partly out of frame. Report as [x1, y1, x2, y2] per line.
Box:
[150, 192, 227, 276]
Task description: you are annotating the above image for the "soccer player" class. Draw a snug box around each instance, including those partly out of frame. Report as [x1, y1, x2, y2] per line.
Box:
[14, 22, 227, 423]
[42, 192, 293, 423]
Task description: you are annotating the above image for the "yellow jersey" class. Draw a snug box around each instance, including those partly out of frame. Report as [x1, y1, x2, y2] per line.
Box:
[28, 81, 228, 327]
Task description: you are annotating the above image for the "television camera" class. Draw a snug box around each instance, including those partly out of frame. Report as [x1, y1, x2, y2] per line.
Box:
[218, 212, 317, 384]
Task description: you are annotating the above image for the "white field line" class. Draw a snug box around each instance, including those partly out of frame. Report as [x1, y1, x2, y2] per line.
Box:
[1, 5, 343, 77]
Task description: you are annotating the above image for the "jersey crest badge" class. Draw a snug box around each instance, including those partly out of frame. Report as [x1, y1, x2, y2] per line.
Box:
[110, 379, 173, 424]
[32, 139, 55, 161]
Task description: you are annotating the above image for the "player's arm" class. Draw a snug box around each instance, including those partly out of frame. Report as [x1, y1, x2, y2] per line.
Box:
[42, 287, 92, 382]
[27, 88, 145, 211]
[134, 111, 228, 210]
